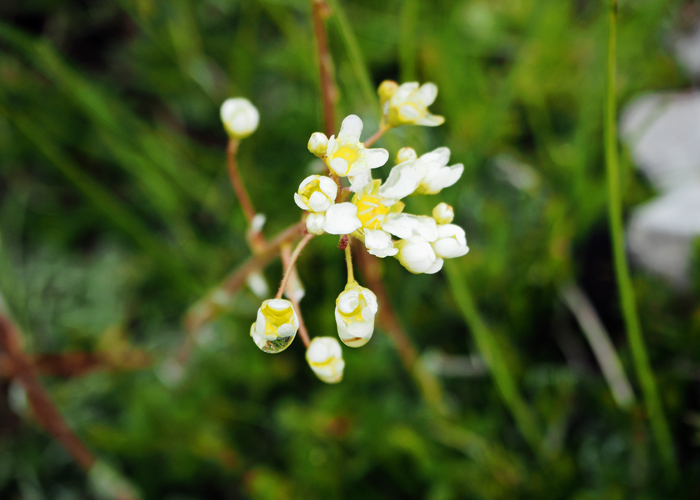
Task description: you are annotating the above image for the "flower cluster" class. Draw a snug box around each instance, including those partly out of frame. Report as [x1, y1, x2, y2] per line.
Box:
[222, 80, 469, 384]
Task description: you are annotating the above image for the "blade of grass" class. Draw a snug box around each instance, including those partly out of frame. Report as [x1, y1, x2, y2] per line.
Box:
[603, 0, 676, 475]
[445, 261, 544, 456]
[0, 102, 197, 295]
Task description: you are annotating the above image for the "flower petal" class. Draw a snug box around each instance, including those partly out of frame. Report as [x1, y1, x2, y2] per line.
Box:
[416, 113, 445, 127]
[383, 214, 438, 242]
[378, 160, 427, 201]
[323, 203, 362, 234]
[418, 83, 438, 106]
[338, 114, 363, 143]
[349, 171, 372, 192]
[294, 193, 309, 211]
[318, 176, 339, 199]
[425, 257, 444, 274]
[308, 191, 332, 212]
[364, 148, 389, 169]
[364, 229, 398, 257]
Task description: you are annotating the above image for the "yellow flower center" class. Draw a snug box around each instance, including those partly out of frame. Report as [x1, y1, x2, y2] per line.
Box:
[332, 145, 359, 167]
[261, 303, 294, 336]
[355, 194, 390, 230]
[338, 292, 368, 323]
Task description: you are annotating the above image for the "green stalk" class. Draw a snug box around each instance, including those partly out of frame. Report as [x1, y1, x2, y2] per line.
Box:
[445, 261, 544, 456]
[603, 0, 675, 474]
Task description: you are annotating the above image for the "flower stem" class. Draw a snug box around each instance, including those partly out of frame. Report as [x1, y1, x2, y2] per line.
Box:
[226, 138, 257, 225]
[281, 244, 311, 348]
[345, 240, 354, 284]
[363, 125, 390, 148]
[603, 0, 676, 474]
[276, 233, 314, 299]
[311, 0, 337, 137]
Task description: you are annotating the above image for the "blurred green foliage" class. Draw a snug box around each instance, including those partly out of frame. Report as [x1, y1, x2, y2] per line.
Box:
[1, 0, 699, 498]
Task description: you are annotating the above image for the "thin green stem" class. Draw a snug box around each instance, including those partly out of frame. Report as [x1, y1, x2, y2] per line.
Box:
[603, 0, 676, 474]
[276, 233, 314, 299]
[344, 241, 354, 284]
[445, 261, 544, 456]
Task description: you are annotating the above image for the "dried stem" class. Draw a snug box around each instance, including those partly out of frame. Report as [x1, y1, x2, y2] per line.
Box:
[281, 245, 311, 348]
[178, 221, 306, 363]
[352, 240, 447, 413]
[0, 313, 96, 471]
[311, 0, 337, 137]
[276, 233, 314, 299]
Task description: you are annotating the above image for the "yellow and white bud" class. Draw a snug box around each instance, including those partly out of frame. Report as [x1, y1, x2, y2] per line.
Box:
[432, 203, 454, 225]
[378, 80, 399, 105]
[432, 224, 469, 259]
[305, 213, 326, 235]
[395, 147, 417, 164]
[308, 132, 329, 157]
[250, 299, 299, 353]
[335, 282, 378, 347]
[324, 115, 389, 178]
[306, 337, 345, 383]
[294, 175, 338, 213]
[220, 98, 259, 139]
[396, 237, 440, 274]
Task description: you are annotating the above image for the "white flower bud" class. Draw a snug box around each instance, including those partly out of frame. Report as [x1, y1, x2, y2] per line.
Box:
[335, 282, 378, 347]
[432, 224, 469, 259]
[396, 237, 438, 274]
[246, 271, 269, 298]
[308, 132, 329, 157]
[306, 337, 345, 383]
[294, 175, 338, 213]
[305, 213, 326, 235]
[395, 147, 417, 164]
[432, 203, 454, 225]
[250, 299, 299, 353]
[220, 98, 259, 139]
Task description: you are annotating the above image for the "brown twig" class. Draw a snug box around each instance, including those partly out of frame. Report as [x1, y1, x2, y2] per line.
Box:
[363, 126, 389, 148]
[0, 350, 151, 379]
[311, 0, 337, 137]
[281, 245, 311, 348]
[352, 240, 447, 413]
[227, 139, 263, 247]
[275, 233, 314, 299]
[0, 313, 96, 470]
[178, 221, 306, 363]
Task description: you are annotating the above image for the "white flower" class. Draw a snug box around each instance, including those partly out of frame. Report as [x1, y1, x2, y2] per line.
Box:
[306, 337, 345, 383]
[220, 98, 259, 139]
[305, 213, 326, 235]
[250, 299, 299, 353]
[308, 132, 329, 157]
[322, 115, 389, 177]
[364, 229, 397, 257]
[381, 81, 445, 128]
[414, 147, 464, 195]
[396, 237, 440, 274]
[432, 203, 454, 225]
[335, 282, 378, 347]
[294, 175, 338, 213]
[432, 224, 469, 259]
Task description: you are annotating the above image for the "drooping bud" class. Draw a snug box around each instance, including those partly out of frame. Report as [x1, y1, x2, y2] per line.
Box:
[250, 299, 299, 353]
[220, 98, 259, 139]
[306, 337, 345, 383]
[334, 281, 378, 347]
[432, 202, 454, 225]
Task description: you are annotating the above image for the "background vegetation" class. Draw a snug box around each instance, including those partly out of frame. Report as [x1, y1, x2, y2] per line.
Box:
[1, 0, 699, 498]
